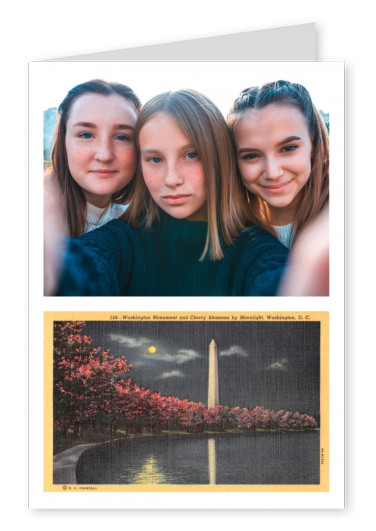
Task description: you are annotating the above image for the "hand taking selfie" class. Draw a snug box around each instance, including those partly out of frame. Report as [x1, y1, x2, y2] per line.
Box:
[279, 206, 329, 296]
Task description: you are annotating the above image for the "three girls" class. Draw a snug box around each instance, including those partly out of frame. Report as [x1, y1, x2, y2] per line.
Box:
[45, 79, 329, 296]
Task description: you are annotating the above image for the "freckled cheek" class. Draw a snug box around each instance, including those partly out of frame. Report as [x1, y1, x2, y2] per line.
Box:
[179, 163, 206, 188]
[119, 148, 137, 174]
[191, 167, 206, 203]
[66, 143, 93, 171]
[142, 165, 164, 195]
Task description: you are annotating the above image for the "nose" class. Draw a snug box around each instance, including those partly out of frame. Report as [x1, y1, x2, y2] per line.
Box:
[95, 137, 114, 162]
[164, 161, 183, 187]
[264, 156, 284, 180]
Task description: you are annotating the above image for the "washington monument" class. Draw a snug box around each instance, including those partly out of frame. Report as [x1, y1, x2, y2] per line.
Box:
[208, 339, 219, 407]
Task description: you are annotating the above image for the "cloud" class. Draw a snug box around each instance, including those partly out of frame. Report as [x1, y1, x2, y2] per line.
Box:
[145, 349, 200, 364]
[160, 370, 184, 379]
[109, 334, 150, 348]
[109, 335, 200, 364]
[219, 346, 248, 358]
[175, 349, 200, 364]
[267, 358, 288, 371]
[128, 360, 146, 369]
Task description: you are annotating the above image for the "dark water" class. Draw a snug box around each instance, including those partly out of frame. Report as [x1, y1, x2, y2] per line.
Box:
[76, 431, 320, 485]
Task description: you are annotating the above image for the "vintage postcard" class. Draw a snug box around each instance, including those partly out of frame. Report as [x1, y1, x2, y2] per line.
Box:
[43, 312, 329, 496]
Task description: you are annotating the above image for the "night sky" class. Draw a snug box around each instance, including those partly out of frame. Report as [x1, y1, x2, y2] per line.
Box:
[77, 320, 320, 421]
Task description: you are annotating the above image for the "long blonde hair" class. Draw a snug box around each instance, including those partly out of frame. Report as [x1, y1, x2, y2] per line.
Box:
[122, 89, 251, 260]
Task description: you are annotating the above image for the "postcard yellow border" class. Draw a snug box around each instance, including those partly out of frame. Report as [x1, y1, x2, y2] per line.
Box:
[44, 311, 329, 493]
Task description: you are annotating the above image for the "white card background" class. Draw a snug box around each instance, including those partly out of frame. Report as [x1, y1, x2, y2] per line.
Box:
[29, 56, 344, 509]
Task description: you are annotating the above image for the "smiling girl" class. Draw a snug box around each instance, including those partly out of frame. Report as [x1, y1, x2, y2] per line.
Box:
[50, 89, 288, 296]
[227, 80, 329, 248]
[50, 79, 141, 237]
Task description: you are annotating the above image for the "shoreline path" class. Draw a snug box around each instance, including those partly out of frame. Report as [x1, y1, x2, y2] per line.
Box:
[53, 443, 97, 484]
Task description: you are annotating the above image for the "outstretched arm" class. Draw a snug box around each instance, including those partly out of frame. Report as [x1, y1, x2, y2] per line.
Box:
[44, 177, 135, 296]
[44, 176, 68, 295]
[278, 207, 329, 296]
[235, 227, 290, 296]
[57, 222, 135, 296]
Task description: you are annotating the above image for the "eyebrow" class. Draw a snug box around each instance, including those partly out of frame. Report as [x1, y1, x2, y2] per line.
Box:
[237, 135, 302, 154]
[276, 135, 302, 147]
[141, 149, 161, 155]
[141, 144, 196, 155]
[72, 121, 134, 130]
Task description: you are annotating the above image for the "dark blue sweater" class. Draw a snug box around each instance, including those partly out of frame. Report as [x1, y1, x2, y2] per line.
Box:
[58, 212, 289, 296]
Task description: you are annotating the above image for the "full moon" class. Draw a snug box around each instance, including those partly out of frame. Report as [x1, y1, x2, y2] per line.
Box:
[148, 346, 156, 354]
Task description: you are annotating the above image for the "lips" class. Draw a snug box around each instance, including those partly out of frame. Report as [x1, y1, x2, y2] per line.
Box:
[91, 169, 118, 178]
[162, 194, 191, 205]
[260, 180, 293, 193]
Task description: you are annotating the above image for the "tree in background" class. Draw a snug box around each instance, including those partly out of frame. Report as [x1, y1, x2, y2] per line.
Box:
[53, 321, 131, 437]
[53, 322, 317, 442]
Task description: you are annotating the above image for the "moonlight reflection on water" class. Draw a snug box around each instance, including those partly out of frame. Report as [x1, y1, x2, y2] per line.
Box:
[76, 431, 320, 485]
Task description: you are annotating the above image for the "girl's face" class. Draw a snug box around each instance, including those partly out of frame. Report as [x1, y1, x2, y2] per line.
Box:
[139, 112, 207, 221]
[65, 93, 138, 208]
[234, 103, 312, 225]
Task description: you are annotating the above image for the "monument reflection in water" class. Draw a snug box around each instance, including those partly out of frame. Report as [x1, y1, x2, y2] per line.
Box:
[208, 439, 216, 485]
[74, 334, 320, 486]
[76, 431, 319, 485]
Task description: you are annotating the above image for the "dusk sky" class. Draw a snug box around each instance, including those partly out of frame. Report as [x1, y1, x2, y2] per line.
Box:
[75, 320, 320, 421]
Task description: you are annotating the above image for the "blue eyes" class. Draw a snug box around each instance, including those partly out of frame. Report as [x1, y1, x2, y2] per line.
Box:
[78, 133, 130, 141]
[148, 152, 198, 164]
[79, 132, 93, 139]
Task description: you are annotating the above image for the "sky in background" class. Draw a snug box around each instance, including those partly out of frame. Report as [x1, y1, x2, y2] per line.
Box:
[41, 61, 335, 162]
[40, 61, 333, 116]
[71, 320, 321, 421]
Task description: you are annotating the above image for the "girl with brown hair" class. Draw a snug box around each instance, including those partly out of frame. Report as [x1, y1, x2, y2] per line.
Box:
[49, 79, 141, 237]
[227, 80, 329, 249]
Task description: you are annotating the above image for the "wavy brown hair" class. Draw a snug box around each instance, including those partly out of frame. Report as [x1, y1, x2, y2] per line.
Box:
[122, 89, 251, 260]
[227, 80, 329, 245]
[51, 79, 141, 237]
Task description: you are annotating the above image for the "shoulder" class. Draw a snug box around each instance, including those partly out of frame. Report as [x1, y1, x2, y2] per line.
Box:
[59, 220, 137, 296]
[75, 219, 140, 268]
[82, 218, 135, 241]
[238, 225, 290, 254]
[230, 225, 289, 296]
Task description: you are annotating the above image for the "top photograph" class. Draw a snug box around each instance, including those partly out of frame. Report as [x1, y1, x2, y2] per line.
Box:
[34, 61, 342, 297]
